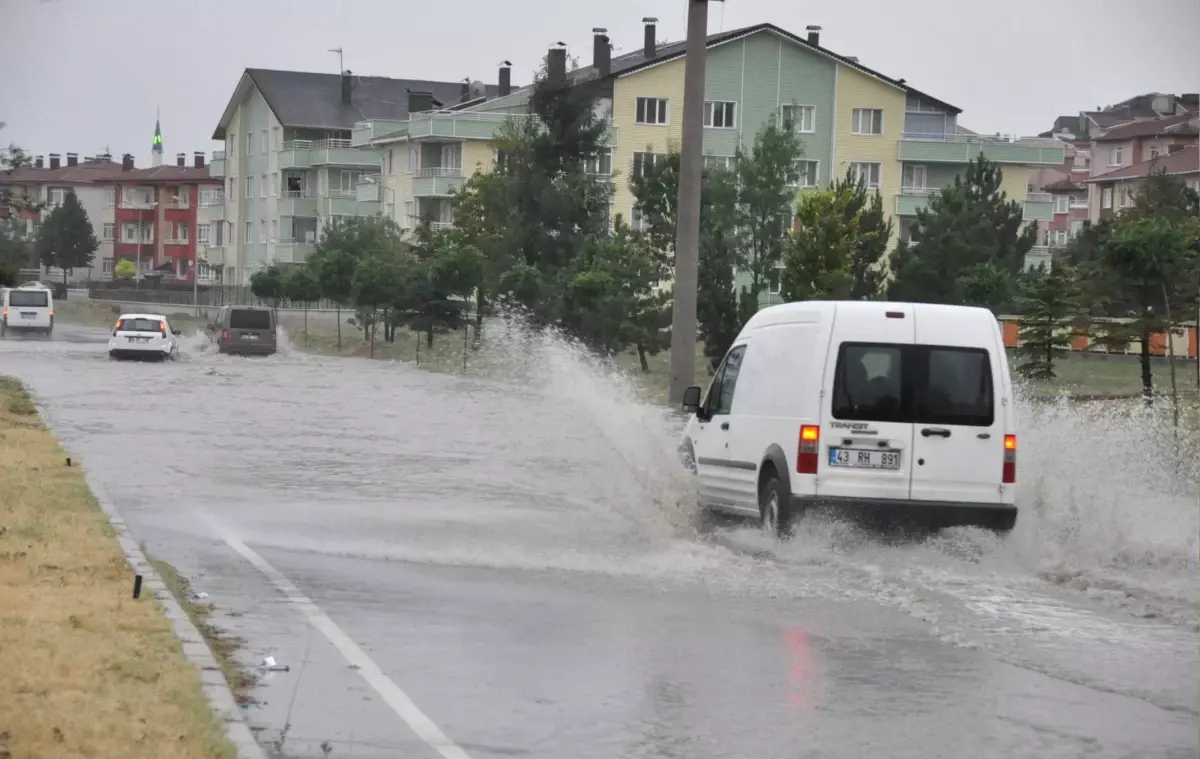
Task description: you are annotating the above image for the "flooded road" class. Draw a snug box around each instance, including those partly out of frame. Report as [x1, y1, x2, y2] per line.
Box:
[3, 322, 1197, 758]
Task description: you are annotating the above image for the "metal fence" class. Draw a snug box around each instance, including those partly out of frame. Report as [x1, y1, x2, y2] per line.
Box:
[87, 285, 341, 311]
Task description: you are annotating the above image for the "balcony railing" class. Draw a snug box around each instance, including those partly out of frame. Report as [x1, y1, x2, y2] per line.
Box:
[416, 166, 465, 177]
[212, 150, 225, 160]
[1026, 192, 1053, 203]
[352, 119, 407, 147]
[898, 133, 1066, 165]
[198, 192, 225, 207]
[121, 198, 155, 210]
[167, 197, 190, 209]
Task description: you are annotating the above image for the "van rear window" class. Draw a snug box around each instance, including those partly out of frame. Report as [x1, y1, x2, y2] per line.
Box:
[8, 290, 48, 308]
[832, 343, 994, 427]
[229, 309, 272, 330]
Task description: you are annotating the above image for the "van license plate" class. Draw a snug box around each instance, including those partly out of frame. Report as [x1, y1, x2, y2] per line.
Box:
[241, 334, 258, 340]
[20, 312, 35, 319]
[829, 448, 901, 470]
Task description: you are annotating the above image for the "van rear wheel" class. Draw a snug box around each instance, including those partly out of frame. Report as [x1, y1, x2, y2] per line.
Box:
[759, 470, 794, 538]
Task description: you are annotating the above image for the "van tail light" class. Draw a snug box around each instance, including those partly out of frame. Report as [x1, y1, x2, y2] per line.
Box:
[221, 328, 228, 341]
[797, 425, 821, 474]
[1002, 434, 1017, 484]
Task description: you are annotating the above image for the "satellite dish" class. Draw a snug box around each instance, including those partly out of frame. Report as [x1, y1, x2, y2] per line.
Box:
[469, 80, 486, 99]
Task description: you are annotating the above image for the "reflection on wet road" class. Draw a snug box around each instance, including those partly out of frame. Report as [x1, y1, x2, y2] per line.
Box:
[3, 323, 1196, 758]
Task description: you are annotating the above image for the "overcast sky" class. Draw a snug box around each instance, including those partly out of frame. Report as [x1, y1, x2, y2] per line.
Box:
[2, 0, 1198, 164]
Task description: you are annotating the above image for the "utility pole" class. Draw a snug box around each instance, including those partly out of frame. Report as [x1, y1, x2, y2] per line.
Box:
[328, 47, 344, 73]
[668, 0, 720, 403]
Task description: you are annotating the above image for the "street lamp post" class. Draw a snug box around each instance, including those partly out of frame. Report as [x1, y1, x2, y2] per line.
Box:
[668, 0, 721, 403]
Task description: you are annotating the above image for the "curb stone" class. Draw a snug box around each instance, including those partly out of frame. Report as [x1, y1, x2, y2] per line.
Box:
[34, 402, 268, 759]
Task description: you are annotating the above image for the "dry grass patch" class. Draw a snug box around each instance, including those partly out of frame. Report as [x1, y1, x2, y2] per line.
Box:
[0, 377, 234, 759]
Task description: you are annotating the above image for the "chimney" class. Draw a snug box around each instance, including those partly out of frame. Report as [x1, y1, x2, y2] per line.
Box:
[176, 153, 186, 167]
[498, 61, 512, 97]
[643, 17, 658, 59]
[593, 28, 611, 77]
[805, 25, 821, 46]
[547, 46, 567, 85]
[341, 69, 352, 104]
[100, 152, 112, 163]
[122, 154, 134, 171]
[49, 153, 61, 170]
[34, 155, 44, 169]
[408, 90, 435, 114]
[66, 152, 79, 167]
[845, 56, 859, 63]
[194, 151, 205, 169]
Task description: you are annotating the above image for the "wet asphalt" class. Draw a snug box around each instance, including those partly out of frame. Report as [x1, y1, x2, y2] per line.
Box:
[2, 322, 1196, 759]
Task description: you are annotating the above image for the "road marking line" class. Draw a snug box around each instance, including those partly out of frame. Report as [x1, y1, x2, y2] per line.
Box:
[201, 515, 473, 759]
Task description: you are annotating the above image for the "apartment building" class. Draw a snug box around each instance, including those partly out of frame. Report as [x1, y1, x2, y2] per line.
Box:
[209, 68, 498, 284]
[1027, 142, 1091, 258]
[0, 152, 125, 282]
[110, 153, 223, 283]
[1084, 115, 1198, 222]
[1084, 145, 1200, 223]
[353, 20, 1064, 301]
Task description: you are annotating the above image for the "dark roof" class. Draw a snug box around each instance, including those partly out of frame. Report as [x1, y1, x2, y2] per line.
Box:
[1085, 145, 1199, 182]
[0, 160, 128, 185]
[213, 69, 499, 139]
[1093, 113, 1197, 141]
[1043, 177, 1085, 192]
[115, 165, 220, 183]
[565, 22, 961, 115]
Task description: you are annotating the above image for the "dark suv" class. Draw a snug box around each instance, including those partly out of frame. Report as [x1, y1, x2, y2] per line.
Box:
[209, 306, 277, 356]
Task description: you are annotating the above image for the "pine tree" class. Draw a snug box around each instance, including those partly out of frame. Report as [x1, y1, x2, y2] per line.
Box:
[35, 191, 99, 284]
[1015, 262, 1081, 380]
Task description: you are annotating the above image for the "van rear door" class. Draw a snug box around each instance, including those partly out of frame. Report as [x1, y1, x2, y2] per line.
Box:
[818, 304, 916, 502]
[908, 308, 1006, 505]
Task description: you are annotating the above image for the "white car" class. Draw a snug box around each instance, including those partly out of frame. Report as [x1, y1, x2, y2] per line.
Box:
[1, 284, 55, 338]
[108, 313, 182, 361]
[679, 301, 1018, 535]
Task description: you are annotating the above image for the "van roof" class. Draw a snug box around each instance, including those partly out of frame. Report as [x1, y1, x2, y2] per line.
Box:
[744, 300, 996, 332]
[118, 313, 169, 320]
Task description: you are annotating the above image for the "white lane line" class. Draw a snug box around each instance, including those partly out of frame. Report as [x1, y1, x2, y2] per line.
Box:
[201, 514, 473, 759]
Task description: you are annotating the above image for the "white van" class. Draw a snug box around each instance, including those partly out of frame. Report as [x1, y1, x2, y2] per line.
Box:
[1, 285, 55, 338]
[680, 301, 1018, 535]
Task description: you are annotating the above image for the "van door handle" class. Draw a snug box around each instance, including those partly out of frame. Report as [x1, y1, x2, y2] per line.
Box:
[920, 427, 951, 438]
[720, 422, 730, 430]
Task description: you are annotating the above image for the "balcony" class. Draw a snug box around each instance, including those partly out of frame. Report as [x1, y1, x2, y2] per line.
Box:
[1023, 193, 1054, 222]
[897, 134, 1065, 165]
[279, 139, 381, 170]
[357, 176, 385, 202]
[273, 241, 315, 264]
[412, 166, 464, 197]
[352, 119, 407, 147]
[403, 111, 619, 147]
[279, 192, 319, 217]
[209, 150, 225, 178]
[1025, 246, 1052, 271]
[199, 245, 224, 267]
[894, 187, 938, 216]
[319, 190, 380, 217]
[166, 196, 190, 210]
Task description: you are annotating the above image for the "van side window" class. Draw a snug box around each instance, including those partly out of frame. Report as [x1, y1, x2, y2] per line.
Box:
[833, 344, 903, 422]
[713, 345, 746, 416]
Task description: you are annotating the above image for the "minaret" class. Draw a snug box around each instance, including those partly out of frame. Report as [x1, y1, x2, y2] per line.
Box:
[151, 108, 164, 167]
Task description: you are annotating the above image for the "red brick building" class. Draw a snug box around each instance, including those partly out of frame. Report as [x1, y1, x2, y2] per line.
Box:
[110, 153, 223, 283]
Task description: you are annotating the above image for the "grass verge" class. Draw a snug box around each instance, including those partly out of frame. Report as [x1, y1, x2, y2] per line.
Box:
[0, 376, 235, 759]
[54, 299, 207, 332]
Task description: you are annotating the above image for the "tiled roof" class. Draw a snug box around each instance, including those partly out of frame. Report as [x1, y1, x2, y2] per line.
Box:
[114, 165, 220, 183]
[1044, 177, 1086, 192]
[1093, 113, 1197, 142]
[0, 161, 128, 185]
[1085, 145, 1199, 182]
[213, 69, 500, 138]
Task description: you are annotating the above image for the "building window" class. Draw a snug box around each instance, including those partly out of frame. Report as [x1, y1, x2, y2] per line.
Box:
[1054, 195, 1069, 213]
[1051, 229, 1067, 246]
[632, 151, 666, 177]
[245, 132, 253, 155]
[767, 267, 782, 295]
[1118, 186, 1134, 208]
[849, 162, 882, 189]
[270, 219, 278, 240]
[103, 259, 114, 275]
[260, 219, 266, 243]
[703, 101, 737, 129]
[47, 187, 67, 208]
[1101, 187, 1113, 208]
[272, 127, 281, 150]
[781, 105, 815, 133]
[901, 164, 927, 189]
[270, 173, 278, 196]
[246, 176, 254, 198]
[631, 207, 647, 231]
[1068, 220, 1084, 239]
[121, 222, 140, 242]
[197, 224, 211, 245]
[260, 174, 267, 198]
[102, 223, 115, 242]
[407, 147, 417, 172]
[403, 201, 414, 226]
[635, 97, 669, 125]
[261, 129, 268, 154]
[792, 160, 819, 188]
[703, 155, 735, 171]
[171, 222, 189, 242]
[199, 187, 223, 206]
[585, 148, 613, 176]
[1149, 146, 1161, 159]
[103, 188, 115, 207]
[1108, 147, 1123, 166]
[245, 221, 253, 243]
[851, 108, 884, 135]
[388, 149, 394, 175]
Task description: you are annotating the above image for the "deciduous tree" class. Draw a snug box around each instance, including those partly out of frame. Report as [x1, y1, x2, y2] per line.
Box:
[35, 191, 99, 285]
